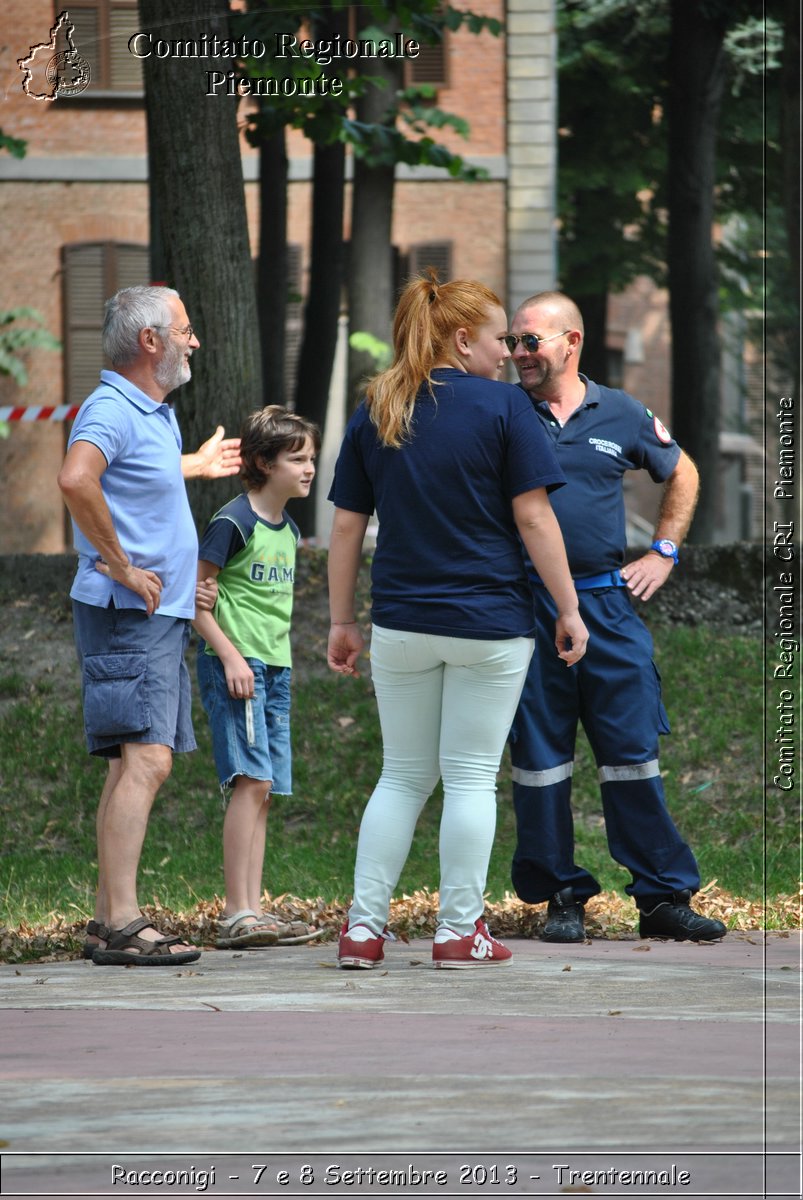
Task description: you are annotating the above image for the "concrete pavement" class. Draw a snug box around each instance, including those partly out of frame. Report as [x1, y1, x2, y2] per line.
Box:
[0, 930, 799, 1198]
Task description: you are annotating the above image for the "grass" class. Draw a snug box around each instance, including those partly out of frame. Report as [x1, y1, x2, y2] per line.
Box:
[0, 624, 797, 941]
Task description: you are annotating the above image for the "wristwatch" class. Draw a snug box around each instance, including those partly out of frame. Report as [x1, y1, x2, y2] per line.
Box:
[650, 538, 679, 564]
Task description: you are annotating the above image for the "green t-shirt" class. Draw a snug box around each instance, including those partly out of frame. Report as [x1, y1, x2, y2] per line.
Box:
[198, 492, 300, 668]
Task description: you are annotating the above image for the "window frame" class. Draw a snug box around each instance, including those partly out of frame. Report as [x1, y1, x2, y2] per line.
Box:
[55, 0, 143, 99]
[61, 240, 150, 409]
[405, 32, 449, 90]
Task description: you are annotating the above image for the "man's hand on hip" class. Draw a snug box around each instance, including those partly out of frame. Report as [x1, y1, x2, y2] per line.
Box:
[620, 552, 674, 602]
[95, 559, 164, 615]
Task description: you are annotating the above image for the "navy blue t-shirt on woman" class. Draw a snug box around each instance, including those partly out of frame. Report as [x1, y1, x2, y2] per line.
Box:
[328, 368, 566, 640]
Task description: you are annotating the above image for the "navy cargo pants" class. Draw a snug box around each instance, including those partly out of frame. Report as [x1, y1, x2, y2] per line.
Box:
[509, 586, 700, 906]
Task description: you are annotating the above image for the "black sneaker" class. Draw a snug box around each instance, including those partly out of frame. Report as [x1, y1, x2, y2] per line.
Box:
[639, 891, 727, 941]
[541, 887, 586, 943]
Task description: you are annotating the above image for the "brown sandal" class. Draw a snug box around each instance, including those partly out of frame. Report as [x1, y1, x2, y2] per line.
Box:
[82, 919, 111, 960]
[261, 912, 326, 945]
[91, 915, 200, 966]
[215, 909, 278, 949]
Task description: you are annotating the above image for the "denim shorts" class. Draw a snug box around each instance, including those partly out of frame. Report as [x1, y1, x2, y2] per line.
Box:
[196, 650, 292, 794]
[72, 600, 196, 758]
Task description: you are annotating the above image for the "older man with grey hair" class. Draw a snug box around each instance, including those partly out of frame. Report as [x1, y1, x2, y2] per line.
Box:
[58, 285, 240, 966]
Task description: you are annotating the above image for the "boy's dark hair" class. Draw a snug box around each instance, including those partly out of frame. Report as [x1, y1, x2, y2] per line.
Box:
[239, 405, 321, 489]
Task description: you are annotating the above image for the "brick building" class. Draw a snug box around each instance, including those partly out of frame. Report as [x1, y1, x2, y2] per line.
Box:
[0, 0, 764, 552]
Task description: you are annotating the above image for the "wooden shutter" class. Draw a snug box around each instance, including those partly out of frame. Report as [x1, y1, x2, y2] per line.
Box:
[406, 241, 453, 283]
[114, 244, 151, 290]
[62, 242, 149, 408]
[55, 1, 142, 93]
[108, 3, 143, 91]
[407, 38, 449, 88]
[57, 6, 100, 84]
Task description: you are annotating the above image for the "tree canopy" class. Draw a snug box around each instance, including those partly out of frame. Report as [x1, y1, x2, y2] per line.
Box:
[557, 0, 795, 540]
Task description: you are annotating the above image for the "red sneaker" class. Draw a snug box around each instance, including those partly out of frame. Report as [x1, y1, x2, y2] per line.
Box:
[337, 923, 386, 970]
[432, 918, 512, 969]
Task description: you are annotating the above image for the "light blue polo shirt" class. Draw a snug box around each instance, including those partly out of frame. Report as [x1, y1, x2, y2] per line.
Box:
[67, 370, 198, 618]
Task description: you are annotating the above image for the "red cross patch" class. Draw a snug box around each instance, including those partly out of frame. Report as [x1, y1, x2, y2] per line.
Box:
[653, 415, 672, 444]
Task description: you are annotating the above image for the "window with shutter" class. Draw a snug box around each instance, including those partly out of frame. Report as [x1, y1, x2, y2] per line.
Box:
[56, 1, 143, 95]
[62, 242, 150, 407]
[407, 37, 448, 89]
[404, 242, 453, 285]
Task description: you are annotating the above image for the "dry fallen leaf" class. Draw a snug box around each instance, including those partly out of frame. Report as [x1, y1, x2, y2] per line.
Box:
[2, 884, 797, 964]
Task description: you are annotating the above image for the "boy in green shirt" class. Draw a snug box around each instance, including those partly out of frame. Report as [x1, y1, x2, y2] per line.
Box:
[194, 406, 321, 949]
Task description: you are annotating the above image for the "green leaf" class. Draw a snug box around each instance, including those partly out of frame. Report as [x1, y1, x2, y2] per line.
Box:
[348, 331, 392, 370]
[0, 309, 61, 385]
[0, 129, 27, 159]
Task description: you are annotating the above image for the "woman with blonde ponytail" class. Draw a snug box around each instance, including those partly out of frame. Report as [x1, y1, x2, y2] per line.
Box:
[327, 272, 588, 971]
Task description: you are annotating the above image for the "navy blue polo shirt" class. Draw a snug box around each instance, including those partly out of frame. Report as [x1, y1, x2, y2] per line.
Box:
[329, 368, 566, 639]
[527, 376, 680, 578]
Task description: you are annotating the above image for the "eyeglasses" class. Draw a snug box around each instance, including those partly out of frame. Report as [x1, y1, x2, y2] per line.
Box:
[153, 324, 195, 339]
[503, 329, 570, 354]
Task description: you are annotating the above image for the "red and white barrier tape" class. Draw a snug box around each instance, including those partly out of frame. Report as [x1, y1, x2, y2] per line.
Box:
[0, 405, 80, 421]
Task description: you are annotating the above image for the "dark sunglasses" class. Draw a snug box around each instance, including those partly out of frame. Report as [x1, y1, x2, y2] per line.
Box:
[503, 329, 570, 354]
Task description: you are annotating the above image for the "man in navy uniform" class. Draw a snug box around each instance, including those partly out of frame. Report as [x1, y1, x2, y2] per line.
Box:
[506, 291, 726, 943]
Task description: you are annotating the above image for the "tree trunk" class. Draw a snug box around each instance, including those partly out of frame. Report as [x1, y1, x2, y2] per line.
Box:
[346, 32, 402, 409]
[780, 0, 800, 276]
[257, 123, 289, 407]
[559, 189, 611, 385]
[139, 0, 261, 530]
[780, 0, 801, 395]
[666, 0, 729, 545]
[348, 154, 396, 409]
[575, 290, 608, 385]
[560, 284, 608, 385]
[289, 138, 346, 537]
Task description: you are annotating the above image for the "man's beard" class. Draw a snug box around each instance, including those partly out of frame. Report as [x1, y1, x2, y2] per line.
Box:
[155, 338, 191, 394]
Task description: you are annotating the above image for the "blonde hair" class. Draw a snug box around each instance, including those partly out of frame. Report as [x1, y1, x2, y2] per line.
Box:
[365, 269, 504, 448]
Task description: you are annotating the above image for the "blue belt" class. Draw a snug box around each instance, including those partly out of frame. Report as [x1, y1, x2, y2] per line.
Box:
[574, 570, 626, 590]
[532, 570, 626, 590]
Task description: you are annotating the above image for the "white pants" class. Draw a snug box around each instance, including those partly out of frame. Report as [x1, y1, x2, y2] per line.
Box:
[348, 625, 534, 936]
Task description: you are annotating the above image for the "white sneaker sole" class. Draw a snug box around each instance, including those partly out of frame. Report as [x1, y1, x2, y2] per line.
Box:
[433, 958, 512, 969]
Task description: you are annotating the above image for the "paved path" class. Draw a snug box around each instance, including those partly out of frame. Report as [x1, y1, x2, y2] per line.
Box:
[1, 931, 799, 1198]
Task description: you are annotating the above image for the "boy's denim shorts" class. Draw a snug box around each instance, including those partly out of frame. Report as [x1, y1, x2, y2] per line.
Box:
[72, 600, 196, 758]
[196, 650, 292, 794]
